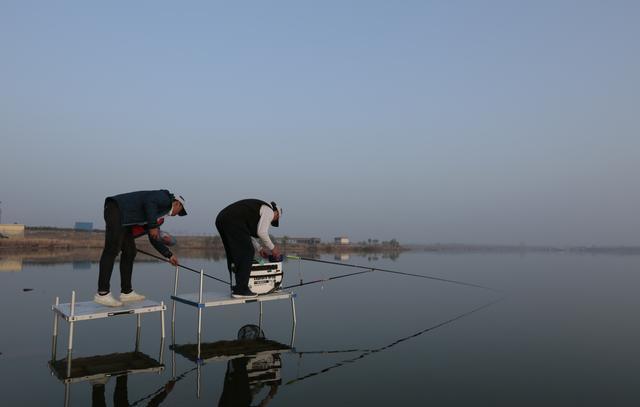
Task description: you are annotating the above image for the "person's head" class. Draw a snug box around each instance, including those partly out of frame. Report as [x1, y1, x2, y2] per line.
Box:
[170, 194, 188, 217]
[270, 201, 282, 227]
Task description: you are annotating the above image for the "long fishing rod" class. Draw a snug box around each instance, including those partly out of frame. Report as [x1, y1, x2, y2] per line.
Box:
[286, 255, 498, 292]
[281, 269, 373, 290]
[137, 249, 230, 286]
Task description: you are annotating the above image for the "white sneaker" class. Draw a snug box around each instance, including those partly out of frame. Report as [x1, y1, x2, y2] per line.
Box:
[120, 291, 146, 302]
[89, 376, 111, 386]
[94, 293, 123, 307]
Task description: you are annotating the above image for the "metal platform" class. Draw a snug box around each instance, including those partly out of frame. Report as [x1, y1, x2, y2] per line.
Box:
[169, 326, 293, 400]
[50, 291, 166, 376]
[172, 338, 292, 364]
[169, 266, 297, 366]
[53, 299, 165, 322]
[49, 344, 165, 407]
[49, 351, 164, 384]
[171, 290, 294, 309]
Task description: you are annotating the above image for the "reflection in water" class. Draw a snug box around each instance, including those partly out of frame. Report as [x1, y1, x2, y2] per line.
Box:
[72, 261, 92, 270]
[91, 373, 175, 407]
[171, 324, 290, 406]
[287, 298, 503, 385]
[49, 350, 169, 407]
[166, 298, 500, 404]
[0, 258, 22, 272]
[218, 351, 281, 407]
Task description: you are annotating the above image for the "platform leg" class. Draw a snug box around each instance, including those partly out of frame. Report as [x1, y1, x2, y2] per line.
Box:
[291, 295, 297, 327]
[197, 308, 202, 360]
[290, 295, 297, 348]
[172, 267, 179, 345]
[66, 291, 76, 378]
[290, 320, 297, 349]
[51, 297, 59, 362]
[161, 301, 166, 340]
[171, 307, 176, 347]
[68, 291, 76, 351]
[67, 321, 75, 354]
[259, 301, 264, 329]
[197, 268, 204, 360]
[135, 314, 142, 352]
[159, 337, 165, 366]
[63, 381, 71, 407]
[196, 363, 202, 399]
[65, 354, 72, 381]
[172, 346, 176, 379]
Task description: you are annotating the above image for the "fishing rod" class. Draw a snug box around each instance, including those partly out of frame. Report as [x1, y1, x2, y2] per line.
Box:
[281, 269, 373, 290]
[137, 249, 230, 286]
[286, 255, 498, 292]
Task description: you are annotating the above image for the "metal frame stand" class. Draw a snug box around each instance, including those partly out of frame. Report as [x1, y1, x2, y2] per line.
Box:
[170, 265, 298, 399]
[170, 322, 296, 401]
[171, 267, 297, 355]
[51, 291, 166, 377]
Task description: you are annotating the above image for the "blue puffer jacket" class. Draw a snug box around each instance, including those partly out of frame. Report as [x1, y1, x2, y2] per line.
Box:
[106, 190, 173, 228]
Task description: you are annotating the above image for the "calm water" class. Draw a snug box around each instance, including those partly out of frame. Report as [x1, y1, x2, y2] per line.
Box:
[1, 252, 640, 406]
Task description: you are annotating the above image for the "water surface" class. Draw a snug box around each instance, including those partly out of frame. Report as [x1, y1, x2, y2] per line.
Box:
[1, 252, 640, 406]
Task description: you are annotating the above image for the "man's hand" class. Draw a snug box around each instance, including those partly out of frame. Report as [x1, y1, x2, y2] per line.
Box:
[149, 227, 160, 240]
[271, 246, 281, 259]
[169, 255, 179, 266]
[259, 248, 269, 259]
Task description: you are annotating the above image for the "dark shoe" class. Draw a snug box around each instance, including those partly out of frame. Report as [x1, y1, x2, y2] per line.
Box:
[231, 287, 258, 299]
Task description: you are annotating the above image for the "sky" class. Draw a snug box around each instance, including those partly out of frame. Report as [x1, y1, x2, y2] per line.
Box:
[1, 1, 639, 245]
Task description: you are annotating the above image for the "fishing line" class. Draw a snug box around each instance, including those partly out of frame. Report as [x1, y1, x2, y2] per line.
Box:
[137, 249, 230, 286]
[285, 297, 503, 385]
[281, 269, 373, 290]
[286, 255, 498, 292]
[129, 365, 198, 406]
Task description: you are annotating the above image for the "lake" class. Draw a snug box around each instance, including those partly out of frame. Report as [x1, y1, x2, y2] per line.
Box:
[1, 251, 640, 406]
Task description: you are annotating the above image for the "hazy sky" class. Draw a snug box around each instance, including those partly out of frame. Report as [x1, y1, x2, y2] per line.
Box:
[1, 1, 638, 245]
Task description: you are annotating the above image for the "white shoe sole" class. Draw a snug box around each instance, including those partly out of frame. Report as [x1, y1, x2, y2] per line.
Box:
[120, 296, 145, 302]
[94, 297, 123, 307]
[231, 294, 258, 299]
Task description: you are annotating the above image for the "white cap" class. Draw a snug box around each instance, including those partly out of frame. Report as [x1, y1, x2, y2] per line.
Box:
[174, 194, 187, 216]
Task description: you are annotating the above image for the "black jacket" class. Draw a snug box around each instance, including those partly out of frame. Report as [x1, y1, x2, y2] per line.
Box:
[216, 199, 270, 237]
[106, 190, 173, 228]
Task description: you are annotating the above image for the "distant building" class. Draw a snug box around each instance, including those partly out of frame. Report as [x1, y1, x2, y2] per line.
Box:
[283, 237, 321, 245]
[334, 236, 350, 245]
[74, 222, 93, 231]
[0, 224, 25, 238]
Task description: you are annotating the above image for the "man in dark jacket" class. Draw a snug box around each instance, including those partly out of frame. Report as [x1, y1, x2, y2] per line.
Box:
[95, 190, 187, 307]
[215, 199, 281, 298]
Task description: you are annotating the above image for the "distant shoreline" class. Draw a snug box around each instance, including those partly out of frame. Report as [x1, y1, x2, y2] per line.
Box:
[1, 227, 639, 255]
[1, 228, 639, 255]
[0, 228, 406, 256]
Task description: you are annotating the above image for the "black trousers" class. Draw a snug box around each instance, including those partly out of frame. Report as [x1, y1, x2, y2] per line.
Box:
[91, 375, 128, 407]
[215, 213, 254, 291]
[218, 358, 252, 407]
[98, 200, 136, 293]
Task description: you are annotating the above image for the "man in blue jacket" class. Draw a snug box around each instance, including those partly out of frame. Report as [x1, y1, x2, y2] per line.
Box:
[95, 190, 187, 307]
